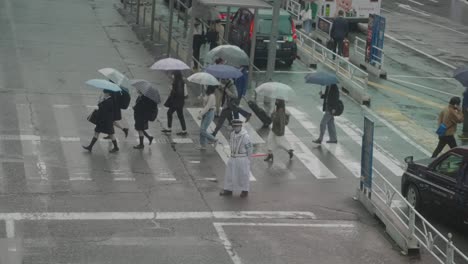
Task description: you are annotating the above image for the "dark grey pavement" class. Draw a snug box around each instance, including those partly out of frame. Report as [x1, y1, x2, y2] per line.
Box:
[0, 0, 459, 263]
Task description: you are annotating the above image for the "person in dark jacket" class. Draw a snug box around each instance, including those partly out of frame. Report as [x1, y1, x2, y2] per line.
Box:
[264, 99, 294, 162]
[313, 84, 340, 144]
[330, 10, 349, 59]
[162, 70, 187, 135]
[133, 91, 157, 149]
[83, 90, 119, 153]
[104, 90, 129, 139]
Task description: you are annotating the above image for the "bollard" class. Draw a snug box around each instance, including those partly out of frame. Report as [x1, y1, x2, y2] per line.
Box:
[136, 0, 141, 24]
[446, 233, 454, 264]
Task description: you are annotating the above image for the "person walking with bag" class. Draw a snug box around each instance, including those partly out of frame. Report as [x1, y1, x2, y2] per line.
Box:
[192, 19, 206, 70]
[104, 90, 129, 139]
[212, 79, 238, 137]
[300, 0, 318, 35]
[313, 84, 340, 144]
[162, 70, 188, 136]
[264, 99, 294, 162]
[196, 86, 218, 150]
[133, 90, 157, 149]
[432, 97, 464, 158]
[219, 120, 252, 198]
[330, 10, 349, 59]
[83, 90, 119, 153]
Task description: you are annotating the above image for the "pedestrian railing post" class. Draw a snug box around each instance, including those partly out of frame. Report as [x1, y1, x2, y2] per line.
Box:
[446, 233, 454, 264]
[158, 22, 162, 41]
[143, 5, 147, 26]
[408, 208, 416, 239]
[124, 0, 127, 9]
[136, 0, 141, 24]
[150, 0, 156, 40]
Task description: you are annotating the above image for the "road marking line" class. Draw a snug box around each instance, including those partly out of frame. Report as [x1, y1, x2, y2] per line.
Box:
[238, 115, 265, 144]
[387, 75, 454, 80]
[368, 81, 445, 109]
[397, 3, 430, 16]
[213, 221, 354, 264]
[407, 0, 424, 6]
[289, 107, 360, 178]
[387, 77, 459, 97]
[187, 108, 256, 181]
[284, 127, 337, 179]
[385, 33, 456, 70]
[0, 211, 316, 221]
[361, 105, 433, 157]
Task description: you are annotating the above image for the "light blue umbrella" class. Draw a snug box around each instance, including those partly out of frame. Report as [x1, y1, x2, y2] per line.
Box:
[85, 79, 121, 92]
[454, 65, 468, 87]
[305, 72, 339, 86]
[204, 64, 242, 79]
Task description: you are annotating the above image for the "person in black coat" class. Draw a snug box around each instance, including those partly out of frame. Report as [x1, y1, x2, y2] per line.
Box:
[133, 92, 157, 149]
[330, 10, 349, 59]
[83, 90, 119, 152]
[162, 70, 187, 136]
[103, 88, 129, 139]
[313, 84, 339, 144]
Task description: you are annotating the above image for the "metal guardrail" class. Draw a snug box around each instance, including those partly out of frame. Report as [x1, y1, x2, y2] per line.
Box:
[295, 29, 368, 89]
[355, 37, 385, 69]
[370, 171, 468, 264]
[286, 0, 301, 25]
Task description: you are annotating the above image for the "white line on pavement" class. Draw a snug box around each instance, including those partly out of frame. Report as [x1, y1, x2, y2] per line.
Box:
[288, 107, 360, 178]
[385, 33, 456, 70]
[0, 211, 316, 221]
[388, 77, 459, 97]
[187, 108, 256, 181]
[284, 127, 337, 179]
[407, 0, 424, 6]
[387, 75, 454, 80]
[397, 3, 430, 16]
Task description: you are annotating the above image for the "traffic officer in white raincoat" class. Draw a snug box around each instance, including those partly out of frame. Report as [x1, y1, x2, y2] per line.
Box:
[220, 119, 253, 198]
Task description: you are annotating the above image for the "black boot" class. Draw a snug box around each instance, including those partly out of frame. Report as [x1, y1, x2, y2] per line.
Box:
[288, 149, 294, 159]
[240, 191, 249, 198]
[123, 128, 129, 138]
[264, 153, 273, 162]
[134, 137, 144, 149]
[82, 137, 98, 152]
[143, 131, 154, 145]
[110, 140, 119, 153]
[219, 190, 233, 196]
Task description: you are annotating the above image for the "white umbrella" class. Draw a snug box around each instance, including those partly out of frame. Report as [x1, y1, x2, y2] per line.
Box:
[255, 82, 295, 101]
[98, 68, 132, 91]
[206, 45, 250, 67]
[187, 72, 220, 86]
[150, 58, 190, 71]
[85, 79, 122, 92]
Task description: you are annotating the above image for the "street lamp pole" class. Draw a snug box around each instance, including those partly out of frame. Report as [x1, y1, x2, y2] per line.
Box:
[265, 0, 281, 81]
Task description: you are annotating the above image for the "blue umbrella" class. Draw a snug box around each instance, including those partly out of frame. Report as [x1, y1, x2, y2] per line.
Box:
[454, 65, 468, 87]
[204, 64, 242, 79]
[305, 72, 339, 86]
[85, 79, 122, 92]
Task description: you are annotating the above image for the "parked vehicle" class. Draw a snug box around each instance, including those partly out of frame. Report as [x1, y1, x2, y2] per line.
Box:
[402, 147, 468, 225]
[228, 8, 297, 66]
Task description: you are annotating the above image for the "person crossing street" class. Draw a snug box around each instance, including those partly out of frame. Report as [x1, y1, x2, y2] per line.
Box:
[220, 120, 253, 198]
[313, 84, 340, 144]
[264, 99, 294, 162]
[432, 97, 464, 158]
[132, 91, 157, 149]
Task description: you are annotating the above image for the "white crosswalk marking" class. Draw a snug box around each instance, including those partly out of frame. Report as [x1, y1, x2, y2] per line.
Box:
[289, 107, 361, 178]
[187, 108, 256, 181]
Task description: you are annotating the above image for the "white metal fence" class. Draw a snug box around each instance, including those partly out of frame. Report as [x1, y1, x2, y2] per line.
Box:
[370, 171, 468, 264]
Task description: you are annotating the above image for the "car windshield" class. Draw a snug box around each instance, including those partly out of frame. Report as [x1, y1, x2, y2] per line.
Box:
[257, 16, 292, 36]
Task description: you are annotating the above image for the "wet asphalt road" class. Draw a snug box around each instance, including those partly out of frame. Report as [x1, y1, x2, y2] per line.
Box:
[0, 0, 465, 263]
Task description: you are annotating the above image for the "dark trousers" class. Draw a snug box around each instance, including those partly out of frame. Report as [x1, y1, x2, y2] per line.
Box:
[332, 38, 344, 59]
[233, 106, 250, 119]
[463, 108, 468, 135]
[209, 41, 218, 50]
[193, 36, 204, 69]
[167, 107, 186, 131]
[213, 107, 234, 135]
[432, 135, 457, 158]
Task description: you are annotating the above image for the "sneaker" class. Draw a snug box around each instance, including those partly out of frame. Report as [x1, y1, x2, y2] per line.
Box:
[176, 131, 188, 136]
[211, 139, 218, 148]
[123, 128, 129, 138]
[148, 136, 154, 145]
[133, 144, 144, 149]
[245, 113, 252, 123]
[240, 191, 249, 198]
[312, 139, 322, 144]
[161, 129, 172, 133]
[219, 190, 233, 196]
[103, 135, 111, 139]
[326, 140, 338, 144]
[109, 147, 119, 153]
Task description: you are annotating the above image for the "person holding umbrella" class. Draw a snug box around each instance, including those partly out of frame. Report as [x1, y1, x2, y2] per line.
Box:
[219, 119, 252, 198]
[197, 85, 218, 150]
[106, 90, 129, 139]
[162, 70, 188, 136]
[313, 84, 340, 144]
[264, 99, 294, 162]
[211, 78, 238, 137]
[83, 88, 120, 153]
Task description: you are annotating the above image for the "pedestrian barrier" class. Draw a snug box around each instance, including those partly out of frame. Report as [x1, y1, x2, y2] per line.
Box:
[295, 29, 370, 105]
[285, 0, 302, 27]
[350, 36, 387, 78]
[357, 170, 468, 263]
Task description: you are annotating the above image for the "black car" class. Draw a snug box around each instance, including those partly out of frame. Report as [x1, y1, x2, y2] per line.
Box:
[228, 8, 297, 66]
[402, 147, 468, 225]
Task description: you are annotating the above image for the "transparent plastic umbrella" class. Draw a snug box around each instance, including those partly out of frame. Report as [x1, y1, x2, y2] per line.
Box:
[187, 72, 220, 86]
[98, 68, 132, 91]
[85, 79, 122, 92]
[205, 45, 249, 67]
[255, 82, 295, 101]
[150, 58, 190, 71]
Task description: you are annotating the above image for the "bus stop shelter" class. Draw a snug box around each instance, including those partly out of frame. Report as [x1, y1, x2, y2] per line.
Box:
[185, 0, 272, 87]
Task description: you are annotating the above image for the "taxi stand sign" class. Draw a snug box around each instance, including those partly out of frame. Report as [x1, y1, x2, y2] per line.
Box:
[360, 117, 374, 198]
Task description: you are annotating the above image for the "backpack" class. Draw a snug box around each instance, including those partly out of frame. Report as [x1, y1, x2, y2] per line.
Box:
[148, 107, 158, 122]
[120, 91, 131, 109]
[333, 100, 344, 116]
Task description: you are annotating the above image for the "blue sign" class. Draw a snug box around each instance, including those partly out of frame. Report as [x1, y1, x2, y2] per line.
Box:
[370, 15, 386, 65]
[361, 117, 374, 192]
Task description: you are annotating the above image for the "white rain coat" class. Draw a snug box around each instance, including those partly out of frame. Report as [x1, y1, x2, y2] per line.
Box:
[224, 128, 252, 192]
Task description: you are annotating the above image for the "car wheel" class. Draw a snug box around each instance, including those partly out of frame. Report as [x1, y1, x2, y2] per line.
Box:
[405, 184, 421, 210]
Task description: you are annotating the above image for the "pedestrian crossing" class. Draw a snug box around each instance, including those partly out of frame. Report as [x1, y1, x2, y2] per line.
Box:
[0, 100, 409, 193]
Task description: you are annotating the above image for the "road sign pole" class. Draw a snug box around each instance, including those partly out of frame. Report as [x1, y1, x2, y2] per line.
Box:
[167, 0, 175, 57]
[265, 0, 281, 81]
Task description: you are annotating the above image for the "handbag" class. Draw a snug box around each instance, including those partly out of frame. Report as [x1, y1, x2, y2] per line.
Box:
[435, 123, 453, 137]
[164, 95, 174, 108]
[87, 110, 98, 125]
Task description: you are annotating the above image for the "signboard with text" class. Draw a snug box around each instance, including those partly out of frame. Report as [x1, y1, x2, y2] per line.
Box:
[361, 117, 374, 193]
